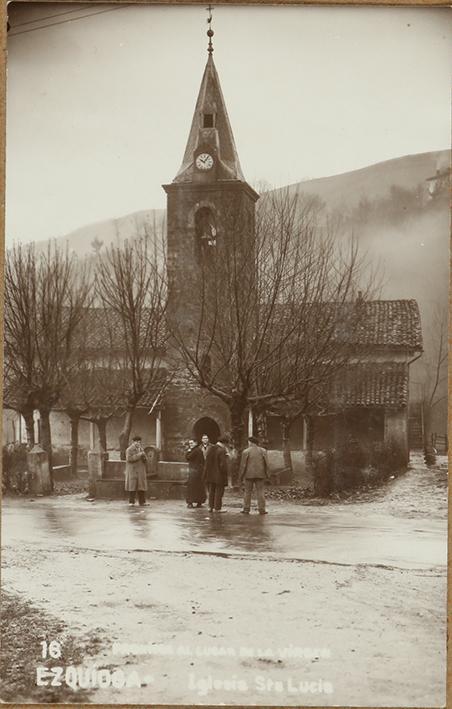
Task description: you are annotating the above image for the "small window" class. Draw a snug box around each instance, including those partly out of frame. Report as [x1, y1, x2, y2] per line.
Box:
[203, 113, 214, 128]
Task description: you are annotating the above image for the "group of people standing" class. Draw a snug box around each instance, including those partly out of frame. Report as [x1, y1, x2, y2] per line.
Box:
[124, 432, 270, 515]
[186, 434, 270, 514]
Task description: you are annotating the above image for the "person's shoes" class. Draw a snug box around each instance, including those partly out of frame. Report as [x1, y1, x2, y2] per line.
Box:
[259, 511, 268, 515]
[240, 510, 250, 514]
[209, 508, 214, 513]
[128, 502, 135, 506]
[187, 503, 194, 508]
[196, 503, 203, 508]
[139, 503, 150, 507]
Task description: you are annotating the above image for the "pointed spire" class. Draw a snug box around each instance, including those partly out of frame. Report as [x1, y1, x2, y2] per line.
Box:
[173, 17, 245, 184]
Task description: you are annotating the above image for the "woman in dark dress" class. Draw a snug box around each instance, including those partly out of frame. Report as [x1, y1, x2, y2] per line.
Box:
[185, 439, 207, 508]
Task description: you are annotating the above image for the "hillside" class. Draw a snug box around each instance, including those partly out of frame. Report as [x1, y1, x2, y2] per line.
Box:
[35, 150, 449, 259]
[37, 147, 449, 344]
[276, 149, 449, 213]
[34, 208, 166, 257]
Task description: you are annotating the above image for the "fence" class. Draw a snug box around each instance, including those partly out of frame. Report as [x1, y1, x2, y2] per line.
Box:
[431, 433, 448, 454]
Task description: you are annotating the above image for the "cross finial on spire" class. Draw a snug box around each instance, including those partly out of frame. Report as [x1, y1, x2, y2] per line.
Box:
[206, 5, 214, 55]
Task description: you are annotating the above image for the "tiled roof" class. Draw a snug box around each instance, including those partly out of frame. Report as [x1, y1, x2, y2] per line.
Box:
[332, 361, 408, 410]
[55, 368, 168, 412]
[77, 308, 166, 353]
[81, 299, 422, 354]
[352, 300, 422, 350]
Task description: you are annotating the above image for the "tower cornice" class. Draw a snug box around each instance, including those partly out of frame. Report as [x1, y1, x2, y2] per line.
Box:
[163, 180, 260, 203]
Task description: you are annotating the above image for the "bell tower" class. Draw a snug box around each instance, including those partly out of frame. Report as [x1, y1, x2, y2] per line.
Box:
[162, 15, 259, 459]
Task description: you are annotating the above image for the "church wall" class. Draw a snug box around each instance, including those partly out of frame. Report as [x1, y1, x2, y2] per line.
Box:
[266, 415, 304, 449]
[162, 384, 230, 461]
[164, 185, 256, 462]
[384, 408, 409, 464]
[2, 410, 23, 445]
[106, 411, 156, 452]
[166, 184, 256, 329]
[7, 409, 158, 455]
[311, 409, 386, 452]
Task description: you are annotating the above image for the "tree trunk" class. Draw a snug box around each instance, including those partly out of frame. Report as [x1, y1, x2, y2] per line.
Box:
[69, 413, 80, 477]
[22, 409, 35, 448]
[119, 408, 134, 460]
[229, 403, 247, 487]
[422, 401, 436, 466]
[305, 415, 315, 471]
[39, 408, 53, 491]
[96, 418, 108, 454]
[255, 411, 268, 444]
[281, 416, 293, 476]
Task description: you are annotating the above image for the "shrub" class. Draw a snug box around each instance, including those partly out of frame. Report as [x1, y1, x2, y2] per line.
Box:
[311, 436, 409, 497]
[312, 450, 334, 496]
[370, 440, 407, 475]
[2, 443, 29, 494]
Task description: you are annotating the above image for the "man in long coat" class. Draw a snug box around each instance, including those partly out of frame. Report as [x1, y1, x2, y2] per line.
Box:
[125, 435, 148, 506]
[185, 439, 207, 508]
[239, 435, 269, 514]
[203, 436, 229, 512]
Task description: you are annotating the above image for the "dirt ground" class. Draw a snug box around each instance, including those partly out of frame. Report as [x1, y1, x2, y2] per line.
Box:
[1, 454, 447, 706]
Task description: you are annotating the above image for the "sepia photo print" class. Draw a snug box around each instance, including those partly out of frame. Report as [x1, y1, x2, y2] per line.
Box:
[1, 2, 450, 706]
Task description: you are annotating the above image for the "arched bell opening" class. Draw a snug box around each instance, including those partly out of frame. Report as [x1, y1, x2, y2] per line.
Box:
[194, 207, 217, 261]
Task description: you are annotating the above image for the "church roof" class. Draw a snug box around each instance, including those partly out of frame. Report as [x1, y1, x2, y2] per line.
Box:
[174, 55, 245, 183]
[273, 299, 422, 353]
[352, 300, 422, 351]
[331, 361, 409, 410]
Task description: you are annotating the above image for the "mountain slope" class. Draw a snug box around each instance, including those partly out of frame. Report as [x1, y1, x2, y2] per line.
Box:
[276, 149, 449, 212]
[35, 150, 449, 258]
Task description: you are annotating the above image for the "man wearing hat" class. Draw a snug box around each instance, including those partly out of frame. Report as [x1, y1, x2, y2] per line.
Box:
[203, 435, 229, 512]
[239, 435, 270, 515]
[125, 435, 148, 506]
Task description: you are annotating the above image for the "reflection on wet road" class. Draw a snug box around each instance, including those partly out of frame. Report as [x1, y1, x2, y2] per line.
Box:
[2, 463, 447, 571]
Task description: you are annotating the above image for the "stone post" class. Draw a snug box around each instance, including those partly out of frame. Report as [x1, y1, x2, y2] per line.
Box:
[88, 446, 105, 498]
[155, 410, 162, 451]
[248, 408, 254, 437]
[27, 444, 52, 495]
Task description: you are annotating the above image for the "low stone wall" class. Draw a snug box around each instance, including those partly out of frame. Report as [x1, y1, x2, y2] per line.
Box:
[52, 465, 73, 482]
[95, 479, 186, 500]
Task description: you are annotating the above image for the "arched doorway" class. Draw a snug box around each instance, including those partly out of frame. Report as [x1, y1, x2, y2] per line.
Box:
[193, 417, 221, 444]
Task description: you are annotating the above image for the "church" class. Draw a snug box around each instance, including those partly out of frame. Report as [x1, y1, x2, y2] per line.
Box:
[156, 35, 422, 472]
[3, 28, 423, 489]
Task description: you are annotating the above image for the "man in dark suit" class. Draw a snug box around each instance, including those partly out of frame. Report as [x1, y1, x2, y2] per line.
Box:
[203, 436, 229, 512]
[239, 435, 269, 514]
[200, 433, 212, 461]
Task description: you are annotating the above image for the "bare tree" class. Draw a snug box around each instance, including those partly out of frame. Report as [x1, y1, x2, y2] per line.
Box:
[169, 188, 377, 481]
[4, 243, 91, 484]
[420, 304, 447, 459]
[3, 246, 39, 446]
[96, 234, 168, 458]
[60, 350, 124, 475]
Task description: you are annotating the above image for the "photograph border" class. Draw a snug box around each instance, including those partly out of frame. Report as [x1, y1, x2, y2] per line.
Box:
[0, 2, 449, 709]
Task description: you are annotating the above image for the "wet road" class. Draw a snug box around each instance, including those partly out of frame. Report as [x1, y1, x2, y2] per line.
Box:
[2, 455, 447, 570]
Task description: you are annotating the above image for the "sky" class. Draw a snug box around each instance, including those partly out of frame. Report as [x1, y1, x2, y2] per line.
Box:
[6, 3, 451, 244]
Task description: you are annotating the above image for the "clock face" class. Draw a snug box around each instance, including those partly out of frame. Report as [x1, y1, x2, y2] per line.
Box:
[196, 153, 214, 171]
